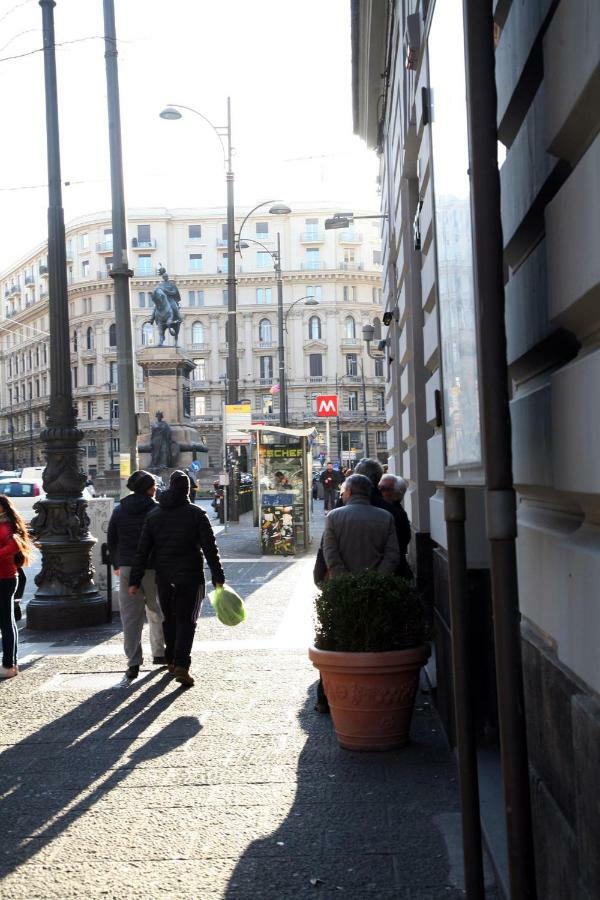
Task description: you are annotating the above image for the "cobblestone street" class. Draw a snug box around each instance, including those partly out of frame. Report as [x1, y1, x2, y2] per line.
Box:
[0, 509, 497, 898]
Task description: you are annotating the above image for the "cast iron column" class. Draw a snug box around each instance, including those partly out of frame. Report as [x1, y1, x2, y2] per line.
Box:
[360, 358, 369, 457]
[103, 0, 137, 493]
[275, 232, 286, 427]
[225, 97, 238, 404]
[27, 0, 104, 630]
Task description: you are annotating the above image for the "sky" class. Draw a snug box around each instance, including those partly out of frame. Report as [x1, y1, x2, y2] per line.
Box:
[0, 0, 380, 268]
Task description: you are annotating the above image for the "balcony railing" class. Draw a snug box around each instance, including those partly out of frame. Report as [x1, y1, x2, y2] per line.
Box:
[39, 266, 48, 276]
[96, 240, 114, 253]
[300, 260, 325, 271]
[216, 238, 228, 247]
[135, 268, 155, 278]
[338, 230, 362, 243]
[308, 375, 324, 383]
[191, 342, 210, 351]
[300, 230, 324, 243]
[131, 238, 157, 249]
[10, 285, 21, 295]
[338, 262, 364, 271]
[341, 337, 361, 347]
[255, 340, 276, 349]
[24, 276, 34, 285]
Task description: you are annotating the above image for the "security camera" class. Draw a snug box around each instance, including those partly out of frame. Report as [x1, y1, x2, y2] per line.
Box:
[382, 311, 393, 326]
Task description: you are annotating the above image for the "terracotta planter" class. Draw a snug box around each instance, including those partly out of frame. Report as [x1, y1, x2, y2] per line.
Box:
[308, 644, 430, 751]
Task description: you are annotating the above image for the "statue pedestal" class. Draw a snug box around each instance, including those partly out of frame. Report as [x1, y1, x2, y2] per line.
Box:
[136, 346, 208, 474]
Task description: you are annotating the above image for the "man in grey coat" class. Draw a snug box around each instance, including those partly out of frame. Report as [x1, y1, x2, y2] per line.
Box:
[322, 473, 400, 576]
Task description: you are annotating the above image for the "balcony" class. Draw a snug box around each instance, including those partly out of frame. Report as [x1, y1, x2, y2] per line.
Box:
[96, 240, 114, 253]
[191, 342, 210, 352]
[300, 230, 324, 243]
[338, 262, 364, 271]
[308, 375, 324, 383]
[131, 238, 157, 249]
[217, 266, 229, 274]
[300, 260, 327, 271]
[216, 238, 228, 247]
[338, 230, 362, 243]
[39, 266, 48, 277]
[255, 340, 276, 350]
[341, 337, 361, 349]
[134, 268, 155, 278]
[24, 276, 35, 286]
[10, 285, 21, 295]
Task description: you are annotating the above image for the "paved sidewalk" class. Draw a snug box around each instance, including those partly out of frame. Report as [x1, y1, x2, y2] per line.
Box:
[0, 504, 498, 898]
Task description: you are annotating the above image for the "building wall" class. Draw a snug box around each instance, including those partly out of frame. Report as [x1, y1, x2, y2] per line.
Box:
[0, 205, 386, 475]
[354, 0, 600, 896]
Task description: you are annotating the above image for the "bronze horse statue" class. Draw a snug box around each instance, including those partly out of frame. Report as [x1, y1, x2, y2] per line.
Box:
[146, 265, 182, 346]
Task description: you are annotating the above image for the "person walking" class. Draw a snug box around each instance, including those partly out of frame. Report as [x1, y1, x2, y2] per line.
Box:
[129, 470, 225, 688]
[0, 494, 34, 679]
[320, 462, 341, 513]
[379, 473, 413, 579]
[107, 470, 166, 680]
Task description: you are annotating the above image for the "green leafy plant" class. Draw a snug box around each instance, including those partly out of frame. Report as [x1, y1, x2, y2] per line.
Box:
[314, 571, 430, 653]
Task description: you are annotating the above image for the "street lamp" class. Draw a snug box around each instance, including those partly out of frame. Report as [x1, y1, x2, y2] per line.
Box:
[105, 382, 115, 470]
[324, 212, 388, 230]
[337, 359, 369, 462]
[28, 0, 104, 629]
[159, 100, 238, 403]
[236, 203, 292, 426]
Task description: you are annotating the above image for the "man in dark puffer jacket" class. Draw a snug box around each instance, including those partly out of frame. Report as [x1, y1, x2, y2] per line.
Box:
[129, 470, 225, 687]
[107, 470, 166, 680]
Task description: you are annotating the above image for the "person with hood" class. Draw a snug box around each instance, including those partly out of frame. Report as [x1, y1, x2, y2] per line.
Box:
[107, 470, 166, 680]
[129, 470, 225, 688]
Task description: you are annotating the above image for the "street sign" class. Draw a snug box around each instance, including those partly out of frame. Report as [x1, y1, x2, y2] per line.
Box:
[218, 471, 230, 486]
[189, 460, 200, 472]
[224, 403, 251, 443]
[316, 395, 338, 417]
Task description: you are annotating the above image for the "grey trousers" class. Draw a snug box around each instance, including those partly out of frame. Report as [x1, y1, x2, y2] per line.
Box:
[118, 567, 165, 666]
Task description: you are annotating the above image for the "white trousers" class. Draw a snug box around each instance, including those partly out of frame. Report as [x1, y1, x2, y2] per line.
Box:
[118, 567, 165, 666]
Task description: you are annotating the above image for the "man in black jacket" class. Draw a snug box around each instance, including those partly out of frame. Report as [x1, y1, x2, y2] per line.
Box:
[320, 462, 341, 512]
[355, 458, 413, 579]
[129, 470, 225, 688]
[107, 470, 166, 680]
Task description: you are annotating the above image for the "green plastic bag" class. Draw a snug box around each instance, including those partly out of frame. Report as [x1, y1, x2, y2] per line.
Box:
[209, 584, 246, 627]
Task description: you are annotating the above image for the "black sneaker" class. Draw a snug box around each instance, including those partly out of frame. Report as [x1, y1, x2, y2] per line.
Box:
[152, 656, 167, 665]
[126, 665, 139, 680]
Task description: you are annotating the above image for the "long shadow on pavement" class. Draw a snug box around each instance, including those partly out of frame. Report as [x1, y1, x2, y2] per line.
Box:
[0, 672, 199, 878]
[224, 688, 467, 900]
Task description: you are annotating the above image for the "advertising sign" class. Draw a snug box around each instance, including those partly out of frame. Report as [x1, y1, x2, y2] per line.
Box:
[258, 442, 305, 556]
[316, 395, 338, 417]
[224, 403, 251, 444]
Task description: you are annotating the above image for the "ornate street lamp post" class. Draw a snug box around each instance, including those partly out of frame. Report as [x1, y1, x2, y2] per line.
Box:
[27, 0, 104, 629]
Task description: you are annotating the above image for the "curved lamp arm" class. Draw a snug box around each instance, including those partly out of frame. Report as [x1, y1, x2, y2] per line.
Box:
[283, 296, 317, 332]
[162, 103, 227, 167]
[237, 200, 277, 244]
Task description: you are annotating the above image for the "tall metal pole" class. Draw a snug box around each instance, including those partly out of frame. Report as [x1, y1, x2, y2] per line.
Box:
[463, 2, 537, 896]
[275, 232, 286, 427]
[103, 0, 137, 494]
[28, 0, 104, 630]
[107, 382, 115, 470]
[29, 396, 34, 466]
[9, 415, 15, 470]
[225, 97, 238, 404]
[360, 358, 369, 457]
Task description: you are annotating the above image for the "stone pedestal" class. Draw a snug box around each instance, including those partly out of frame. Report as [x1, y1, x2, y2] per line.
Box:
[136, 346, 208, 473]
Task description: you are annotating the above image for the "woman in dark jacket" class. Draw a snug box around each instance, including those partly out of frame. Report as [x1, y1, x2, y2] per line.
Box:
[129, 470, 225, 688]
[107, 470, 165, 679]
[0, 494, 33, 679]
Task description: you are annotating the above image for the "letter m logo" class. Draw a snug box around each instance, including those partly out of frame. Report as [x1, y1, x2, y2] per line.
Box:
[316, 395, 338, 417]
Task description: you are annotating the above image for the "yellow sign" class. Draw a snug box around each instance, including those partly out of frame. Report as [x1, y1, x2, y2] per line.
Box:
[119, 453, 131, 478]
[225, 404, 252, 414]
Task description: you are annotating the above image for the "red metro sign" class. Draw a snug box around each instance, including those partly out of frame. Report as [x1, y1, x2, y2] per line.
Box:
[316, 395, 338, 417]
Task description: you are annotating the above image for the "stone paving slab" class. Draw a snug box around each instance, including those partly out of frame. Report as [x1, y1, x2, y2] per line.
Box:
[0, 510, 498, 898]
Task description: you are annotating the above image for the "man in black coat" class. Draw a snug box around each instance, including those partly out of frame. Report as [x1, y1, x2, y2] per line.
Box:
[379, 473, 413, 579]
[354, 458, 413, 579]
[107, 470, 166, 680]
[129, 470, 225, 688]
[319, 462, 341, 512]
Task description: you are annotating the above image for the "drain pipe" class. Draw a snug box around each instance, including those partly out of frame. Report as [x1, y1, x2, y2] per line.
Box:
[462, 2, 537, 898]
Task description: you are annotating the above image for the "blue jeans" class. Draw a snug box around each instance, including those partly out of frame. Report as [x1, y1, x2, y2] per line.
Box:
[0, 577, 18, 668]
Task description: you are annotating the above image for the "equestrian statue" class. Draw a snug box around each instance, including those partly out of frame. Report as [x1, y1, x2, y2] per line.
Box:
[147, 264, 183, 346]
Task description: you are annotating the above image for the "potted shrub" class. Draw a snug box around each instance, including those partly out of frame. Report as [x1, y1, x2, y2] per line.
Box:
[308, 571, 430, 751]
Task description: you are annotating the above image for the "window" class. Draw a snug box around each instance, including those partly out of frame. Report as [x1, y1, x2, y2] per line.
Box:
[108, 323, 117, 347]
[222, 289, 228, 306]
[87, 400, 95, 420]
[138, 291, 146, 308]
[142, 323, 154, 346]
[373, 250, 382, 265]
[83, 297, 92, 314]
[346, 354, 357, 376]
[111, 436, 120, 455]
[188, 290, 204, 307]
[352, 286, 357, 301]
[221, 223, 228, 240]
[72, 330, 78, 352]
[79, 232, 89, 250]
[256, 288, 272, 304]
[106, 294, 112, 311]
[137, 224, 151, 245]
[86, 364, 94, 386]
[110, 398, 119, 420]
[87, 439, 97, 458]
[72, 367, 78, 389]
[343, 249, 355, 265]
[81, 260, 90, 278]
[376, 430, 387, 448]
[305, 285, 322, 301]
[257, 251, 271, 269]
[345, 316, 356, 339]
[188, 224, 201, 239]
[193, 358, 206, 381]
[305, 217, 319, 238]
[305, 248, 320, 269]
[42, 376, 47, 394]
[343, 286, 349, 302]
[192, 321, 204, 345]
[35, 379, 40, 398]
[220, 253, 228, 273]
[138, 254, 152, 275]
[258, 318, 272, 343]
[256, 221, 268, 237]
[309, 354, 323, 377]
[348, 390, 358, 412]
[262, 394, 273, 414]
[189, 253, 203, 271]
[374, 357, 384, 377]
[375, 390, 385, 411]
[308, 315, 322, 340]
[86, 327, 94, 350]
[194, 395, 206, 416]
[109, 361, 118, 384]
[260, 356, 273, 380]
[373, 317, 382, 340]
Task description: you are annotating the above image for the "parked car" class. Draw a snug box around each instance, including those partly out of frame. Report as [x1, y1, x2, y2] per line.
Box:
[0, 479, 93, 523]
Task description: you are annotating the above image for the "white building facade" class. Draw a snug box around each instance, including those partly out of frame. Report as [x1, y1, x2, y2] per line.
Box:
[0, 205, 385, 474]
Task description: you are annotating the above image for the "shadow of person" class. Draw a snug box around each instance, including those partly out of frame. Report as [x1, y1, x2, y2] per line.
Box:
[224, 685, 465, 899]
[0, 671, 198, 879]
